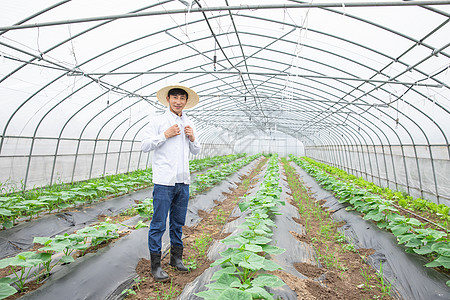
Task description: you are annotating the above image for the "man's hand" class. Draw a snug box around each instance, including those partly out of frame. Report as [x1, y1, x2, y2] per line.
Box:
[164, 124, 181, 139]
[184, 125, 195, 142]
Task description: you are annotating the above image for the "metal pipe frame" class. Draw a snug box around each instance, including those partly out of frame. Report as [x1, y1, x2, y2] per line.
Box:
[0, 1, 448, 203]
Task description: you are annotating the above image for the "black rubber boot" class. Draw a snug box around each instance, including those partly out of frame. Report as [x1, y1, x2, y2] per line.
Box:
[150, 252, 169, 282]
[169, 245, 189, 272]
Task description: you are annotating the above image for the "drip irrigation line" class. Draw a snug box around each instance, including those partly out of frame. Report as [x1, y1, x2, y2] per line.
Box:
[321, 164, 450, 234]
[392, 202, 450, 234]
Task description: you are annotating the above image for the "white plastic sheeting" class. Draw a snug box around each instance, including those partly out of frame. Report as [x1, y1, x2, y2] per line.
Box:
[0, 1, 449, 202]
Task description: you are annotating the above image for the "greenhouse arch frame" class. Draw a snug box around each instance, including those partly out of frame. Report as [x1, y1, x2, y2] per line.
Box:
[0, 0, 449, 205]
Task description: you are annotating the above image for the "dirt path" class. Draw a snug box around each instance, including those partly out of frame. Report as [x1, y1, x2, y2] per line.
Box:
[128, 157, 268, 299]
[277, 158, 395, 300]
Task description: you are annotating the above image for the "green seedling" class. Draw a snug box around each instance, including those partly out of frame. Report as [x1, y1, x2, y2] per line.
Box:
[359, 267, 374, 290]
[292, 156, 450, 273]
[375, 262, 392, 297]
[197, 154, 286, 299]
[216, 208, 227, 225]
[0, 251, 51, 292]
[184, 256, 198, 271]
[151, 280, 180, 299]
[194, 233, 213, 257]
[133, 198, 154, 219]
[121, 276, 147, 297]
[1, 155, 242, 230]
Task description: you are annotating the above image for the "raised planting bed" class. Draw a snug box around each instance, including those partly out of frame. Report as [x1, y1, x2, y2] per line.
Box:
[0, 155, 261, 299]
[0, 154, 244, 230]
[0, 154, 245, 261]
[290, 156, 450, 299]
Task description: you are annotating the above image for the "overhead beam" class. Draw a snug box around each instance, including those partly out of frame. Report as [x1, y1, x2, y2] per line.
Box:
[193, 95, 388, 107]
[1, 1, 450, 31]
[67, 71, 443, 87]
[190, 109, 357, 113]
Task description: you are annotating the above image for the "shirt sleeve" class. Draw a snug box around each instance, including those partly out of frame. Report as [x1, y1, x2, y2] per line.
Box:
[188, 121, 201, 155]
[141, 119, 167, 153]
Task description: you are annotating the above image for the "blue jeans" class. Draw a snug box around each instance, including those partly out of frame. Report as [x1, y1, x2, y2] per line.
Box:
[148, 183, 189, 254]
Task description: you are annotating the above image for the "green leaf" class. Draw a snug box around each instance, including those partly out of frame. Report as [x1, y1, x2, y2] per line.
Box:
[406, 218, 422, 227]
[205, 274, 240, 290]
[262, 259, 282, 271]
[397, 233, 416, 245]
[252, 236, 272, 245]
[210, 256, 232, 267]
[245, 286, 273, 300]
[217, 288, 252, 300]
[413, 244, 434, 255]
[222, 235, 249, 245]
[0, 278, 13, 284]
[363, 210, 384, 222]
[252, 273, 285, 288]
[238, 201, 251, 212]
[0, 283, 17, 299]
[0, 258, 11, 269]
[8, 252, 42, 268]
[57, 203, 71, 209]
[97, 186, 115, 193]
[231, 252, 264, 270]
[425, 255, 450, 269]
[0, 208, 12, 217]
[219, 247, 240, 259]
[59, 255, 75, 264]
[415, 228, 447, 241]
[210, 266, 238, 281]
[261, 244, 286, 255]
[40, 239, 72, 252]
[134, 221, 149, 230]
[390, 224, 410, 236]
[33, 252, 52, 262]
[2, 220, 13, 229]
[195, 289, 222, 299]
[244, 244, 263, 253]
[431, 242, 450, 256]
[33, 236, 53, 246]
[404, 237, 422, 248]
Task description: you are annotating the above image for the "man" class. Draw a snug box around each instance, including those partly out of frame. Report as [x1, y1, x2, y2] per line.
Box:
[141, 84, 201, 281]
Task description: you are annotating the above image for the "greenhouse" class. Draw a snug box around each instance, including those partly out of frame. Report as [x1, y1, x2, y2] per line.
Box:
[0, 0, 449, 299]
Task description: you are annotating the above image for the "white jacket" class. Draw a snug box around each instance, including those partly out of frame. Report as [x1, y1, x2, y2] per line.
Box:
[141, 109, 201, 185]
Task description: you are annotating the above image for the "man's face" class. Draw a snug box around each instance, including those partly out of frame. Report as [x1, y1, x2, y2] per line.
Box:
[167, 93, 187, 116]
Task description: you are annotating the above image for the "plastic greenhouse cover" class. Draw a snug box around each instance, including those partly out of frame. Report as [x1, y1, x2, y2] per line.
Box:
[291, 162, 450, 300]
[1, 0, 449, 153]
[17, 158, 259, 300]
[1, 0, 450, 206]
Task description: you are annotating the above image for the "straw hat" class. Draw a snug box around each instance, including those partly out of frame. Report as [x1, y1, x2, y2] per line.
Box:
[156, 84, 199, 109]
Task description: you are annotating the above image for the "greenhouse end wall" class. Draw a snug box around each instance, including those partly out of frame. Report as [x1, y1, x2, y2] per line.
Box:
[306, 145, 450, 207]
[0, 136, 232, 193]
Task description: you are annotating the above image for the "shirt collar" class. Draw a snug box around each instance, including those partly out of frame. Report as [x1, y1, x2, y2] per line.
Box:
[166, 108, 185, 121]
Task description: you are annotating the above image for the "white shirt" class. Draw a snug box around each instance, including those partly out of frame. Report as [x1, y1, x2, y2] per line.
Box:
[141, 109, 201, 185]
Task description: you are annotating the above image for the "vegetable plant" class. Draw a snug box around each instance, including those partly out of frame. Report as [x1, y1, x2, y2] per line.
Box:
[291, 155, 450, 286]
[197, 154, 287, 299]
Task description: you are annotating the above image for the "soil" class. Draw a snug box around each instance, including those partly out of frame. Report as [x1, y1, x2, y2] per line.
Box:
[126, 157, 395, 299]
[278, 159, 395, 300]
[1, 157, 396, 299]
[129, 157, 268, 299]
